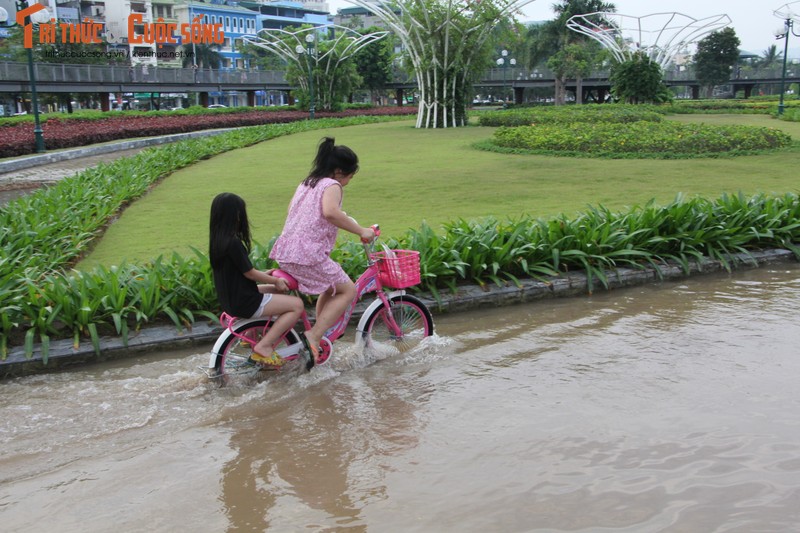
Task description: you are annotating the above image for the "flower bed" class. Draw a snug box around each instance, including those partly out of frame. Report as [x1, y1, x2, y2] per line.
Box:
[0, 106, 415, 158]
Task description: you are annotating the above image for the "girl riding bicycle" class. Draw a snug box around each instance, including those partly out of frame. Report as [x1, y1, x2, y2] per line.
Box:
[270, 137, 375, 364]
[209, 192, 304, 368]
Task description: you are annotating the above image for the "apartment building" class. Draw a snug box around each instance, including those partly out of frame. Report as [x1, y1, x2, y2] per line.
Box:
[174, 1, 260, 69]
[1, 0, 331, 68]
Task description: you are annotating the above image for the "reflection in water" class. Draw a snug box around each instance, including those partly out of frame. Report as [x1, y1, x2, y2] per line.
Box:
[219, 369, 431, 530]
[1, 265, 800, 531]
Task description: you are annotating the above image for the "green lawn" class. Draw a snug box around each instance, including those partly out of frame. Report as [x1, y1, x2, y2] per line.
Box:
[78, 114, 800, 269]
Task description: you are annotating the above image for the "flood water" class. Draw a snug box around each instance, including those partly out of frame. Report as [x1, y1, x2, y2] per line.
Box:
[2, 264, 800, 532]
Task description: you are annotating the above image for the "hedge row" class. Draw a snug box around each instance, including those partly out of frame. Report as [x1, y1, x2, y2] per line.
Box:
[487, 121, 793, 158]
[0, 106, 415, 158]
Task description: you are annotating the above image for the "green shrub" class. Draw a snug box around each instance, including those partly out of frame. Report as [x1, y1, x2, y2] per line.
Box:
[402, 192, 800, 296]
[4, 190, 800, 360]
[662, 99, 776, 114]
[486, 121, 792, 158]
[777, 106, 800, 122]
[478, 104, 665, 127]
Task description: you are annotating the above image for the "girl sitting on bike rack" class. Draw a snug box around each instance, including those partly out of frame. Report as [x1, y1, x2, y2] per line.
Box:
[269, 137, 376, 365]
[209, 192, 304, 369]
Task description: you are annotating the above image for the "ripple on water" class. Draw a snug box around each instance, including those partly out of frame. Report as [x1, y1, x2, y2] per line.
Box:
[3, 265, 800, 530]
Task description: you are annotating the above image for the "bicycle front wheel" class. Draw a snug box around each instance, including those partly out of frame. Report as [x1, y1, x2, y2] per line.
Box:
[362, 294, 434, 353]
[213, 319, 303, 377]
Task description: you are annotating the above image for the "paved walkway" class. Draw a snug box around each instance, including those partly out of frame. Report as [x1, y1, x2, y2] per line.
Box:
[0, 128, 234, 205]
[0, 147, 148, 204]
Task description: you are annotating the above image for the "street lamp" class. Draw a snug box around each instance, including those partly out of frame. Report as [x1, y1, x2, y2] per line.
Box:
[495, 49, 516, 108]
[774, 2, 800, 115]
[1, 2, 47, 152]
[295, 33, 316, 119]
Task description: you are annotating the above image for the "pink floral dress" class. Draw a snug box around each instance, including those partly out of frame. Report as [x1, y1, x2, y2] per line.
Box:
[269, 178, 351, 295]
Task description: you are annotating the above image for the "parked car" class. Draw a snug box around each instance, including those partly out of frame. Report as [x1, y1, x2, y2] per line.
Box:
[207, 104, 227, 109]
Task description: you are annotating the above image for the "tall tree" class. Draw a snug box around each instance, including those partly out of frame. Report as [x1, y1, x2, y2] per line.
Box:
[350, 0, 534, 128]
[693, 27, 741, 97]
[238, 40, 288, 71]
[352, 26, 394, 104]
[526, 0, 616, 104]
[758, 44, 782, 69]
[182, 44, 223, 69]
[547, 42, 599, 104]
[284, 35, 364, 112]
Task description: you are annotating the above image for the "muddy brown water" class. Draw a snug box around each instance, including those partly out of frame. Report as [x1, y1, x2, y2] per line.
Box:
[2, 264, 800, 532]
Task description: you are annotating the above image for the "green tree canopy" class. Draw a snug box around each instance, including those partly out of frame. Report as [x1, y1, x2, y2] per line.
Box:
[352, 26, 394, 102]
[694, 27, 741, 95]
[238, 40, 288, 71]
[0, 25, 114, 64]
[281, 28, 364, 112]
[181, 43, 223, 69]
[526, 0, 616, 104]
[352, 0, 531, 128]
[758, 44, 782, 69]
[610, 52, 671, 104]
[526, 0, 615, 66]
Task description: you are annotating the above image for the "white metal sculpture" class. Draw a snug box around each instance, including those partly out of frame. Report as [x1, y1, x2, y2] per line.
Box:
[566, 12, 732, 70]
[347, 0, 538, 128]
[774, 2, 800, 21]
[242, 25, 388, 111]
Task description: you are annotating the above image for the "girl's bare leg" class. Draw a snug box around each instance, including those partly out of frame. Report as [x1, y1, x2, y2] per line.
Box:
[305, 280, 355, 359]
[254, 294, 304, 356]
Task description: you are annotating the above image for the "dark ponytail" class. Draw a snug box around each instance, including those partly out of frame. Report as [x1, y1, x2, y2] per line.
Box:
[304, 136, 359, 187]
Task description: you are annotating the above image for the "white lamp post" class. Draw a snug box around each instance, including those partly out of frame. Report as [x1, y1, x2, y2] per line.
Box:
[304, 33, 316, 119]
[496, 49, 516, 107]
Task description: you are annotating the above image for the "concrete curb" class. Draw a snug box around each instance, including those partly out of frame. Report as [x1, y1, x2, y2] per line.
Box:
[0, 128, 235, 175]
[2, 248, 795, 379]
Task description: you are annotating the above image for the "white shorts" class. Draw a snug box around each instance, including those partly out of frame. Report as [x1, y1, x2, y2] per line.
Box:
[250, 293, 273, 318]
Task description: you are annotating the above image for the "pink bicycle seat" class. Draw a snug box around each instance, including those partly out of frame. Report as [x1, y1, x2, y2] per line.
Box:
[272, 269, 299, 291]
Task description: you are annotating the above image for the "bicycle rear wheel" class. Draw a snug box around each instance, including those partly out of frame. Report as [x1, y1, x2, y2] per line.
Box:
[361, 294, 434, 353]
[212, 319, 304, 377]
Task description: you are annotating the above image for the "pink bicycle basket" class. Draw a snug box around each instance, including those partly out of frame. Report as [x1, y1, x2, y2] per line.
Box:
[370, 249, 421, 289]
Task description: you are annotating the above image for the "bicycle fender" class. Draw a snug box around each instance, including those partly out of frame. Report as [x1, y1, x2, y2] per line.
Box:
[355, 290, 406, 335]
[207, 316, 268, 368]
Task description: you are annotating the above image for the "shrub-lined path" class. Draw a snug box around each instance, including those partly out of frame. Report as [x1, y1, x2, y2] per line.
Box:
[0, 148, 145, 205]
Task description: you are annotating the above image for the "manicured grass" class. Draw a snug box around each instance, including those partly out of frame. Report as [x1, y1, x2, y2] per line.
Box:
[79, 114, 800, 269]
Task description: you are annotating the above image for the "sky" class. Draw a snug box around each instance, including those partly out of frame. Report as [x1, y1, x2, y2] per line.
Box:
[327, 0, 800, 57]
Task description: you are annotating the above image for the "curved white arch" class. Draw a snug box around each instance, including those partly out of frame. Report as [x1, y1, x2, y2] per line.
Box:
[774, 2, 800, 21]
[347, 0, 539, 128]
[242, 25, 388, 109]
[566, 12, 732, 70]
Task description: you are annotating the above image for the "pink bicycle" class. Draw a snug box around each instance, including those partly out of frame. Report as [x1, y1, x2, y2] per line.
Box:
[204, 229, 434, 379]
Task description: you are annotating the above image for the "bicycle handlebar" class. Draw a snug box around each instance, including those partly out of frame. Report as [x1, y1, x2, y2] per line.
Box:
[361, 224, 381, 243]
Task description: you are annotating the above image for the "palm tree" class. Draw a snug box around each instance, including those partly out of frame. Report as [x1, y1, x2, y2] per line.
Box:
[527, 0, 616, 104]
[182, 44, 224, 70]
[759, 44, 782, 69]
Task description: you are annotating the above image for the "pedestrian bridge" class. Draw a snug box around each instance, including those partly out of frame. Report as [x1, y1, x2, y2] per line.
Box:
[1, 60, 796, 103]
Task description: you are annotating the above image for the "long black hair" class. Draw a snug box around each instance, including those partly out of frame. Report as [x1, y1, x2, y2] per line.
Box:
[209, 192, 251, 270]
[303, 136, 359, 188]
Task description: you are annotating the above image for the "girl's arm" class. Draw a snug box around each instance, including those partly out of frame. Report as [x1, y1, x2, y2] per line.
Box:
[244, 269, 290, 292]
[321, 185, 374, 241]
